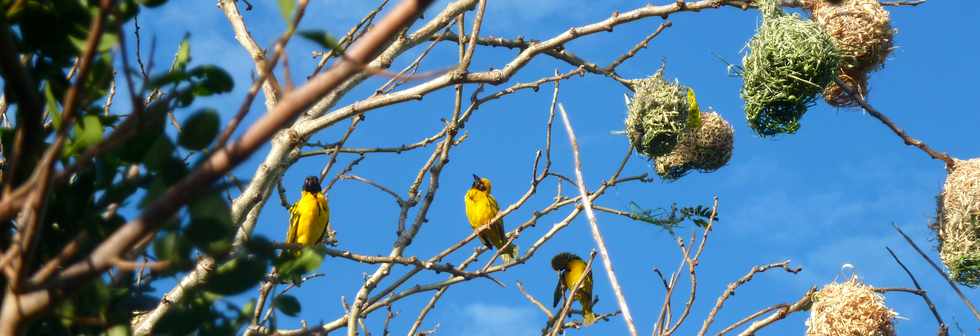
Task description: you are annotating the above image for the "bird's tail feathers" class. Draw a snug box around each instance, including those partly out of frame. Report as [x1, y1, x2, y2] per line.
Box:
[498, 243, 518, 263]
[581, 297, 596, 325]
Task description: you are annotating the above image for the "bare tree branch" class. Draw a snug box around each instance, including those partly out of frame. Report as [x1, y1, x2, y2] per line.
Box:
[885, 247, 948, 335]
[892, 223, 980, 322]
[558, 103, 639, 336]
[698, 261, 801, 336]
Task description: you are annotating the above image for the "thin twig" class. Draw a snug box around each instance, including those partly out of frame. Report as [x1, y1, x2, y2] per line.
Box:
[517, 281, 554, 319]
[885, 247, 948, 335]
[734, 287, 816, 336]
[834, 77, 956, 170]
[892, 223, 980, 322]
[697, 261, 801, 336]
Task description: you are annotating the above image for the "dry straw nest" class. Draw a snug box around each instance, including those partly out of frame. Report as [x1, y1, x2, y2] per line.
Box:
[807, 0, 894, 107]
[933, 158, 980, 286]
[655, 111, 734, 180]
[741, 0, 840, 136]
[625, 69, 692, 158]
[805, 277, 897, 336]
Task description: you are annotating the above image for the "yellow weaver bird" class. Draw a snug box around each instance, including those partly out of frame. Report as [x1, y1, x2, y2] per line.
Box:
[286, 176, 330, 251]
[552, 252, 596, 325]
[464, 174, 518, 262]
[686, 87, 702, 128]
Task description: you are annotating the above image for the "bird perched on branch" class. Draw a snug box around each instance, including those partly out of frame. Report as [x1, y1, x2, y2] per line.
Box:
[285, 176, 330, 253]
[552, 252, 596, 325]
[464, 174, 518, 262]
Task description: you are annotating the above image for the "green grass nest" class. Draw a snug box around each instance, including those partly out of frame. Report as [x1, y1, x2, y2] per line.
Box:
[741, 0, 840, 136]
[625, 69, 692, 158]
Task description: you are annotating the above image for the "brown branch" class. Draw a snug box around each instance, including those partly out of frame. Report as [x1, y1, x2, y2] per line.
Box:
[517, 281, 554, 319]
[218, 0, 283, 110]
[697, 261, 801, 336]
[310, 0, 390, 77]
[885, 247, 948, 335]
[318, 115, 363, 186]
[834, 77, 956, 170]
[603, 20, 672, 72]
[892, 223, 980, 322]
[558, 103, 639, 336]
[212, 0, 309, 149]
[734, 287, 816, 336]
[0, 22, 44, 193]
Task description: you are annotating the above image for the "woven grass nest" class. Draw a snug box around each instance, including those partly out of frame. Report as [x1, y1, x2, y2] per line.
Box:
[741, 0, 840, 136]
[933, 158, 980, 286]
[655, 111, 734, 180]
[805, 277, 897, 336]
[807, 0, 894, 107]
[625, 69, 693, 158]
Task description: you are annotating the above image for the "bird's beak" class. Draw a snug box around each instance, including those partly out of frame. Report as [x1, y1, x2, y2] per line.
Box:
[472, 174, 481, 182]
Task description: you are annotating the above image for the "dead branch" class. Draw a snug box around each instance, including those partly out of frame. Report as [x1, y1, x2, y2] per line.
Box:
[559, 103, 639, 336]
[885, 247, 949, 335]
[892, 223, 980, 322]
[698, 261, 801, 336]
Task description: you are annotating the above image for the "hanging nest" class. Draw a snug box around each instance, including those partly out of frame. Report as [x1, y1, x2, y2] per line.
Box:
[625, 69, 693, 158]
[741, 0, 840, 136]
[805, 277, 897, 336]
[807, 0, 894, 107]
[934, 158, 980, 286]
[822, 70, 869, 108]
[655, 111, 734, 180]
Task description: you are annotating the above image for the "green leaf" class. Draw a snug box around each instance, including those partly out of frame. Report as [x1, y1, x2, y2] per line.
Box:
[45, 83, 62, 129]
[245, 236, 277, 259]
[137, 0, 168, 9]
[240, 299, 256, 321]
[171, 33, 191, 72]
[148, 70, 190, 89]
[189, 65, 233, 96]
[186, 191, 234, 255]
[298, 30, 344, 54]
[204, 256, 268, 296]
[106, 324, 131, 336]
[276, 247, 324, 281]
[153, 232, 192, 269]
[274, 294, 301, 317]
[71, 114, 104, 149]
[143, 136, 176, 172]
[139, 177, 166, 208]
[277, 0, 295, 21]
[178, 108, 220, 150]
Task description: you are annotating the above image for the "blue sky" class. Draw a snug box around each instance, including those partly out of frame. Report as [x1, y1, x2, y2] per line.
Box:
[128, 0, 980, 334]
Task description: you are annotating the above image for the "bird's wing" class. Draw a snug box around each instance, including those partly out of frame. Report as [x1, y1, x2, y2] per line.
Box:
[553, 270, 567, 308]
[314, 194, 330, 244]
[580, 271, 594, 303]
[286, 202, 300, 244]
[488, 194, 507, 239]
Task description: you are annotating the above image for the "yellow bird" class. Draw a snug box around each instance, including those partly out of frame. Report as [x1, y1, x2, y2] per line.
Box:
[286, 176, 330, 250]
[552, 252, 596, 325]
[464, 174, 518, 262]
[686, 87, 702, 129]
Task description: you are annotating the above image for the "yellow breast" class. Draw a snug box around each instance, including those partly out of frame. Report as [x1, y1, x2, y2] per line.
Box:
[291, 191, 330, 246]
[465, 188, 497, 229]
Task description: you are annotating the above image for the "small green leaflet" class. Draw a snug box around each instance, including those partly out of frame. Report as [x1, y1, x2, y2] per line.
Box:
[298, 30, 345, 54]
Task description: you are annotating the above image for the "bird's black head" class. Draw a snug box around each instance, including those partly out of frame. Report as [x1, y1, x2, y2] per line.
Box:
[471, 174, 487, 192]
[551, 252, 581, 271]
[303, 176, 321, 193]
